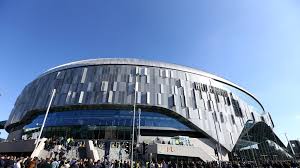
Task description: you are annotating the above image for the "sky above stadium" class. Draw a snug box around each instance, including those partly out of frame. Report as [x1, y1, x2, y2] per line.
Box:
[0, 0, 300, 143]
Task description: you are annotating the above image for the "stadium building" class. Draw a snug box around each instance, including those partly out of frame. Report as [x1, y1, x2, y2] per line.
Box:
[0, 58, 294, 162]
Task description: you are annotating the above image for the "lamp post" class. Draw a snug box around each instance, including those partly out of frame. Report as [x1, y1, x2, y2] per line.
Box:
[35, 89, 56, 149]
[130, 68, 147, 167]
[211, 111, 222, 167]
[130, 80, 138, 168]
[138, 108, 141, 144]
[208, 80, 222, 168]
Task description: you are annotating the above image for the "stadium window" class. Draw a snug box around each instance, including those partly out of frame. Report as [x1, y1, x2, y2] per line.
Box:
[168, 95, 175, 107]
[230, 132, 234, 144]
[207, 100, 212, 111]
[226, 97, 231, 106]
[215, 94, 220, 103]
[186, 108, 190, 119]
[223, 97, 227, 105]
[220, 112, 224, 123]
[213, 112, 217, 122]
[231, 115, 235, 125]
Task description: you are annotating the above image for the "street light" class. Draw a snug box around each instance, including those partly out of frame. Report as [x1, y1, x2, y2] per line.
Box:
[130, 73, 139, 168]
[35, 89, 56, 149]
[131, 67, 146, 168]
[207, 80, 222, 168]
[138, 108, 141, 144]
[211, 111, 222, 167]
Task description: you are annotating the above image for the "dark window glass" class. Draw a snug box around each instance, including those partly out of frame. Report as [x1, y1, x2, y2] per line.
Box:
[226, 97, 231, 106]
[207, 100, 212, 111]
[220, 112, 224, 123]
[24, 109, 193, 132]
[186, 109, 190, 119]
[231, 115, 235, 125]
[230, 94, 243, 117]
[212, 112, 218, 122]
[215, 94, 220, 103]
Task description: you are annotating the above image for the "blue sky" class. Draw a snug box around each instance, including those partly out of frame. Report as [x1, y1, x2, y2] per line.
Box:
[0, 0, 300, 144]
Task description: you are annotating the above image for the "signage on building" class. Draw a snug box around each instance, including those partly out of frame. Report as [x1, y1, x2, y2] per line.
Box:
[194, 82, 228, 97]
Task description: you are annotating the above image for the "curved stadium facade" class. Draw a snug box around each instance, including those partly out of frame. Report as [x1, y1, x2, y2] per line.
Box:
[3, 58, 292, 161]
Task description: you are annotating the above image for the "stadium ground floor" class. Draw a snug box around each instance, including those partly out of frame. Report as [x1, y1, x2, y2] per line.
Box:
[1, 109, 296, 162]
[0, 124, 296, 163]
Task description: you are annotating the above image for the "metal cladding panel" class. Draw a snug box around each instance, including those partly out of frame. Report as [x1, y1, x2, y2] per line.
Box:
[5, 59, 270, 151]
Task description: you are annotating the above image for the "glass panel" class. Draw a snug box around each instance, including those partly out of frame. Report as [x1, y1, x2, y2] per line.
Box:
[24, 109, 194, 132]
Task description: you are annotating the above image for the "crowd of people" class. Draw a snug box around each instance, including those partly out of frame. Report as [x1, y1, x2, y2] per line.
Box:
[0, 155, 299, 168]
[1, 136, 299, 168]
[44, 137, 86, 151]
[43, 137, 86, 160]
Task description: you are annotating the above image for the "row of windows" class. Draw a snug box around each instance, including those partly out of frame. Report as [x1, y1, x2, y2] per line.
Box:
[24, 110, 194, 132]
